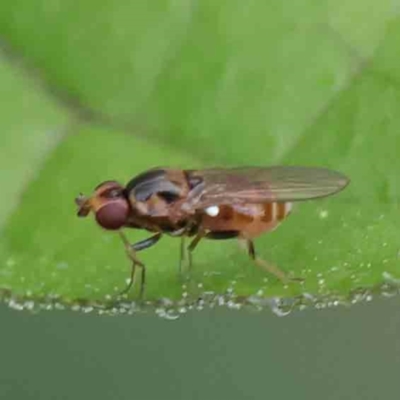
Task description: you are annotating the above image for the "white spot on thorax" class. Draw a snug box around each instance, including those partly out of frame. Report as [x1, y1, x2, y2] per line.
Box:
[205, 205, 220, 217]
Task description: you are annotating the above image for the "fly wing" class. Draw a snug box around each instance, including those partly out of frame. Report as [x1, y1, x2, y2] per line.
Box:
[184, 166, 350, 209]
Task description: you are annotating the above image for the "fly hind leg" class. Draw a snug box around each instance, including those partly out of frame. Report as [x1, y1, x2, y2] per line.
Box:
[239, 238, 303, 284]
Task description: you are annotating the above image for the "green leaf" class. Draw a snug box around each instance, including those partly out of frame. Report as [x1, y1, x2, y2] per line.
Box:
[0, 2, 400, 315]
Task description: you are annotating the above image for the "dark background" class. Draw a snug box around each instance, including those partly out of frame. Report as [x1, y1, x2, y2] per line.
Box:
[1, 296, 399, 400]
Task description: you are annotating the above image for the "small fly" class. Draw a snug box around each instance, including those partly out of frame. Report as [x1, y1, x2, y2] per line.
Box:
[75, 166, 350, 297]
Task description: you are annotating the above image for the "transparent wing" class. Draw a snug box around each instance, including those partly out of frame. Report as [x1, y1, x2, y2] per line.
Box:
[185, 166, 350, 208]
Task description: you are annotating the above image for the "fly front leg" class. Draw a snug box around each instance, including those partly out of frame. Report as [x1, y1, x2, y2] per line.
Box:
[118, 231, 162, 298]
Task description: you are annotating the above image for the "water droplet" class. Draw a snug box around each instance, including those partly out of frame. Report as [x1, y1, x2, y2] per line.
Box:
[319, 210, 328, 219]
[56, 262, 69, 270]
[268, 298, 293, 317]
[156, 308, 180, 320]
[382, 271, 400, 284]
[8, 299, 24, 311]
[226, 287, 234, 295]
[6, 258, 15, 267]
[159, 297, 174, 307]
[217, 296, 225, 306]
[227, 300, 241, 310]
[203, 271, 221, 277]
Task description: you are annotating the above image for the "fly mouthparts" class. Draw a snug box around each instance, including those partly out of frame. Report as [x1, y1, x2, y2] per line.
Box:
[75, 193, 87, 207]
[75, 194, 91, 217]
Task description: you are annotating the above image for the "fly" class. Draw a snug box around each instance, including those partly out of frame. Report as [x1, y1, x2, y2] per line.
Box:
[75, 166, 350, 297]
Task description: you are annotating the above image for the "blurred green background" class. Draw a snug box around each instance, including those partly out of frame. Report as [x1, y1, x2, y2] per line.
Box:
[1, 1, 400, 398]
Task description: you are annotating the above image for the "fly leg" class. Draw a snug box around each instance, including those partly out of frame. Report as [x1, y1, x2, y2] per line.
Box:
[170, 221, 200, 276]
[179, 236, 186, 275]
[168, 227, 187, 275]
[239, 238, 302, 283]
[187, 230, 205, 273]
[180, 231, 206, 297]
[118, 231, 162, 298]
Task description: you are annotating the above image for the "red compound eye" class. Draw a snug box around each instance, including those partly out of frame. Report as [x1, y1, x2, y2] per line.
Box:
[95, 200, 129, 230]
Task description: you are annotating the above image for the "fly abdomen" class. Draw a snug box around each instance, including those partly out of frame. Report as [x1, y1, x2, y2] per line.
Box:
[262, 202, 292, 223]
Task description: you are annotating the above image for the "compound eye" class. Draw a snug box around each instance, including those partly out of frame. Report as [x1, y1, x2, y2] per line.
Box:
[95, 201, 129, 230]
